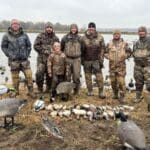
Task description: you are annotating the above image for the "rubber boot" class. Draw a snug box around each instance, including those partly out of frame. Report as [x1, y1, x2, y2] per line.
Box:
[99, 88, 106, 99]
[28, 86, 36, 98]
[134, 91, 143, 103]
[50, 90, 56, 103]
[74, 84, 80, 95]
[112, 90, 119, 99]
[119, 92, 125, 104]
[87, 90, 94, 96]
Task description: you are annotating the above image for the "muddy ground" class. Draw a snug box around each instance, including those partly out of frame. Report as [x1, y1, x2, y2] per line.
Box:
[0, 85, 150, 150]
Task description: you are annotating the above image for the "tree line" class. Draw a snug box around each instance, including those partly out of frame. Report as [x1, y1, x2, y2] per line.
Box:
[0, 20, 75, 32]
[0, 20, 145, 34]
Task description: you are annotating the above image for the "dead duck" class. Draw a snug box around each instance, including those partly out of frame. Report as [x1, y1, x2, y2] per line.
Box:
[116, 112, 147, 150]
[41, 115, 63, 139]
[72, 109, 87, 119]
[0, 98, 27, 128]
[33, 96, 45, 112]
[0, 85, 16, 99]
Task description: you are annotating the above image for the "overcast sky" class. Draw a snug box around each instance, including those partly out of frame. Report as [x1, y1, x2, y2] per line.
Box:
[0, 0, 149, 28]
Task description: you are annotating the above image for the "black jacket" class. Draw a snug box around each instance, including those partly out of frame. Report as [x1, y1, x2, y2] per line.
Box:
[1, 27, 31, 61]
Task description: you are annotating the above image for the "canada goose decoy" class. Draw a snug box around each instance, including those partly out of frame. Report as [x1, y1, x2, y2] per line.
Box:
[56, 82, 75, 101]
[128, 79, 134, 88]
[33, 96, 45, 112]
[116, 112, 148, 150]
[5, 76, 9, 84]
[41, 115, 63, 139]
[0, 98, 27, 128]
[0, 65, 6, 72]
[126, 78, 135, 93]
[0, 66, 6, 75]
[0, 85, 16, 99]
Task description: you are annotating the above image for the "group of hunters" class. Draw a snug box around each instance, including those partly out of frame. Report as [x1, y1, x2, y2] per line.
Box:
[1, 19, 150, 104]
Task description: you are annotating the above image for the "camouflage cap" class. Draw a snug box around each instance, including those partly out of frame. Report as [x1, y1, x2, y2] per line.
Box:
[45, 22, 53, 29]
[138, 26, 147, 33]
[113, 29, 121, 35]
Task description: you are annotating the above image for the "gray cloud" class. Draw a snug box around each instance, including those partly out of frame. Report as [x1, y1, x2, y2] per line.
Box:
[0, 0, 149, 28]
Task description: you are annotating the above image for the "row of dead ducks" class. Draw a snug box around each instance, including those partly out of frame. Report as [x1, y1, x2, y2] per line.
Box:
[38, 103, 135, 121]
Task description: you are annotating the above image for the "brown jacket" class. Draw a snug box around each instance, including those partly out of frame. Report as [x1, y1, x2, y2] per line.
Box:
[47, 51, 68, 76]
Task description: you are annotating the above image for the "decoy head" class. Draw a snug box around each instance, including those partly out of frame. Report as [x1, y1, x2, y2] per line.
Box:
[115, 111, 128, 122]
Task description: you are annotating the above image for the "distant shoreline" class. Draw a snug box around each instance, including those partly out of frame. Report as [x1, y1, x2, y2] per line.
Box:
[0, 29, 138, 35]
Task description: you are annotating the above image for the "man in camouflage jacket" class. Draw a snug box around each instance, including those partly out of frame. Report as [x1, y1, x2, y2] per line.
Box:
[34, 22, 59, 93]
[133, 26, 150, 103]
[81, 22, 105, 99]
[105, 30, 131, 103]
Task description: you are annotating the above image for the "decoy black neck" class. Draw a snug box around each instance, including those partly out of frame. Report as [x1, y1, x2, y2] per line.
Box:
[116, 112, 128, 122]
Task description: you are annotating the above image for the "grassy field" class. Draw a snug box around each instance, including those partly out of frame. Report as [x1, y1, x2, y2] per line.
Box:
[0, 85, 150, 150]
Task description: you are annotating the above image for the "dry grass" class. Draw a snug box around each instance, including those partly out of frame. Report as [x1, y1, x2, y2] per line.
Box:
[0, 84, 150, 150]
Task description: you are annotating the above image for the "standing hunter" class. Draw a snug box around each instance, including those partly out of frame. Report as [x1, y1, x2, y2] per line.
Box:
[81, 22, 105, 98]
[61, 24, 81, 95]
[105, 30, 131, 103]
[133, 26, 150, 103]
[1, 19, 35, 97]
[34, 22, 59, 93]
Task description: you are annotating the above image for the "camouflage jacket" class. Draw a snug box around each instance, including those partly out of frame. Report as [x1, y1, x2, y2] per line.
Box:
[105, 38, 131, 73]
[81, 31, 105, 61]
[34, 32, 59, 62]
[1, 27, 31, 61]
[47, 51, 68, 76]
[133, 36, 150, 66]
[61, 33, 82, 58]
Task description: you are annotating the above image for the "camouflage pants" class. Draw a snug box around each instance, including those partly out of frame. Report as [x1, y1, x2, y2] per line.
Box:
[36, 61, 52, 91]
[110, 72, 126, 94]
[84, 60, 104, 91]
[134, 65, 150, 91]
[66, 57, 81, 90]
[9, 60, 33, 93]
[51, 75, 65, 97]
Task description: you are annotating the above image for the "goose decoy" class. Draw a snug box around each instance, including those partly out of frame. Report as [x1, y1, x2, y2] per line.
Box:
[116, 112, 148, 150]
[0, 98, 27, 128]
[5, 76, 9, 84]
[128, 79, 134, 88]
[56, 82, 75, 101]
[0, 66, 6, 75]
[41, 115, 63, 139]
[33, 96, 45, 112]
[0, 85, 16, 99]
[127, 78, 135, 93]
